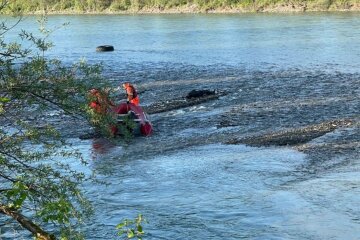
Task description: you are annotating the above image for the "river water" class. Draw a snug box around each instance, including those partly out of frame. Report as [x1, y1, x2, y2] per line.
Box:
[2, 13, 360, 239]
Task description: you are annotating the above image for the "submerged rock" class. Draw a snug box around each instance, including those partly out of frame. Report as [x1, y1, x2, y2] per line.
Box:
[186, 89, 216, 99]
[227, 119, 354, 147]
[144, 89, 223, 114]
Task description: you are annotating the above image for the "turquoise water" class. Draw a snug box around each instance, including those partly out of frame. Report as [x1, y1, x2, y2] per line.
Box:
[81, 139, 360, 240]
[2, 13, 360, 239]
[4, 13, 360, 72]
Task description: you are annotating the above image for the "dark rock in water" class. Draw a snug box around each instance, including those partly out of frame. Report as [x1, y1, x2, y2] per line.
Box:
[144, 91, 221, 114]
[96, 45, 114, 52]
[186, 89, 216, 99]
[143, 89, 226, 115]
[227, 119, 354, 147]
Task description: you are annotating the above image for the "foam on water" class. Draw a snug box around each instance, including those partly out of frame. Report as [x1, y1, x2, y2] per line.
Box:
[82, 144, 307, 239]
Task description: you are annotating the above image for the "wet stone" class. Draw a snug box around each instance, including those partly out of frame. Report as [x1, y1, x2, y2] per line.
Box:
[227, 119, 355, 147]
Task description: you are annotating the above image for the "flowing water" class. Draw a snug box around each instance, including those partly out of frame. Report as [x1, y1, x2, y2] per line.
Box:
[2, 13, 360, 239]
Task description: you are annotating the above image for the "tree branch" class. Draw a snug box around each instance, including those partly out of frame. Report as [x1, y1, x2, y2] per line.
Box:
[0, 6, 23, 37]
[0, 52, 13, 57]
[14, 87, 84, 120]
[0, 204, 56, 240]
[0, 188, 11, 192]
[0, 171, 16, 183]
[0, 150, 36, 170]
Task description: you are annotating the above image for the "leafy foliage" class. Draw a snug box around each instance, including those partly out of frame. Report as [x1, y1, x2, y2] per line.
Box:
[116, 214, 146, 240]
[0, 3, 112, 239]
[86, 89, 137, 139]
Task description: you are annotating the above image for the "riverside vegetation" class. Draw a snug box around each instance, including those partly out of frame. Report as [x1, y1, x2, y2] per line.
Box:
[5, 0, 360, 14]
[0, 1, 146, 239]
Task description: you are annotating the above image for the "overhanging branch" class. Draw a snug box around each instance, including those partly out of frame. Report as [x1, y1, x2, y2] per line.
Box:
[0, 204, 56, 240]
[12, 87, 84, 120]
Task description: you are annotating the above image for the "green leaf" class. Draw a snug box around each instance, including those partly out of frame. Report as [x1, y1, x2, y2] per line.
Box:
[116, 222, 126, 229]
[127, 229, 135, 238]
[0, 97, 10, 103]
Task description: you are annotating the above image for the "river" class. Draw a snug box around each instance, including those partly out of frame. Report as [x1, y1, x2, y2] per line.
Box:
[2, 13, 360, 239]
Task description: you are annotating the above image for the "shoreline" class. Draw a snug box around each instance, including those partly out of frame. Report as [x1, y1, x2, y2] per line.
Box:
[5, 3, 360, 15]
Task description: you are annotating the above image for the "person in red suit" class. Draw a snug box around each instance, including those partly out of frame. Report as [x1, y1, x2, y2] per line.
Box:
[122, 82, 139, 106]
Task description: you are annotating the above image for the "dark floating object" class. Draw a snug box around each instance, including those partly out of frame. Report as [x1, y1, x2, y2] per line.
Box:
[96, 45, 114, 52]
[186, 89, 216, 99]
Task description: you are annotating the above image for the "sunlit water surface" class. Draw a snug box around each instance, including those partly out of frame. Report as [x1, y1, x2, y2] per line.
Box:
[1, 13, 360, 239]
[78, 139, 359, 239]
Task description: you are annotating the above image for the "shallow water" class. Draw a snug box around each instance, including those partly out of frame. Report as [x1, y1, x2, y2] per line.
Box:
[85, 142, 308, 239]
[3, 13, 360, 73]
[79, 138, 359, 240]
[2, 13, 360, 239]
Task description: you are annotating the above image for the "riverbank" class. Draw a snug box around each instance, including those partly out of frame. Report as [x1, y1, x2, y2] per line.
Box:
[5, 0, 360, 15]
